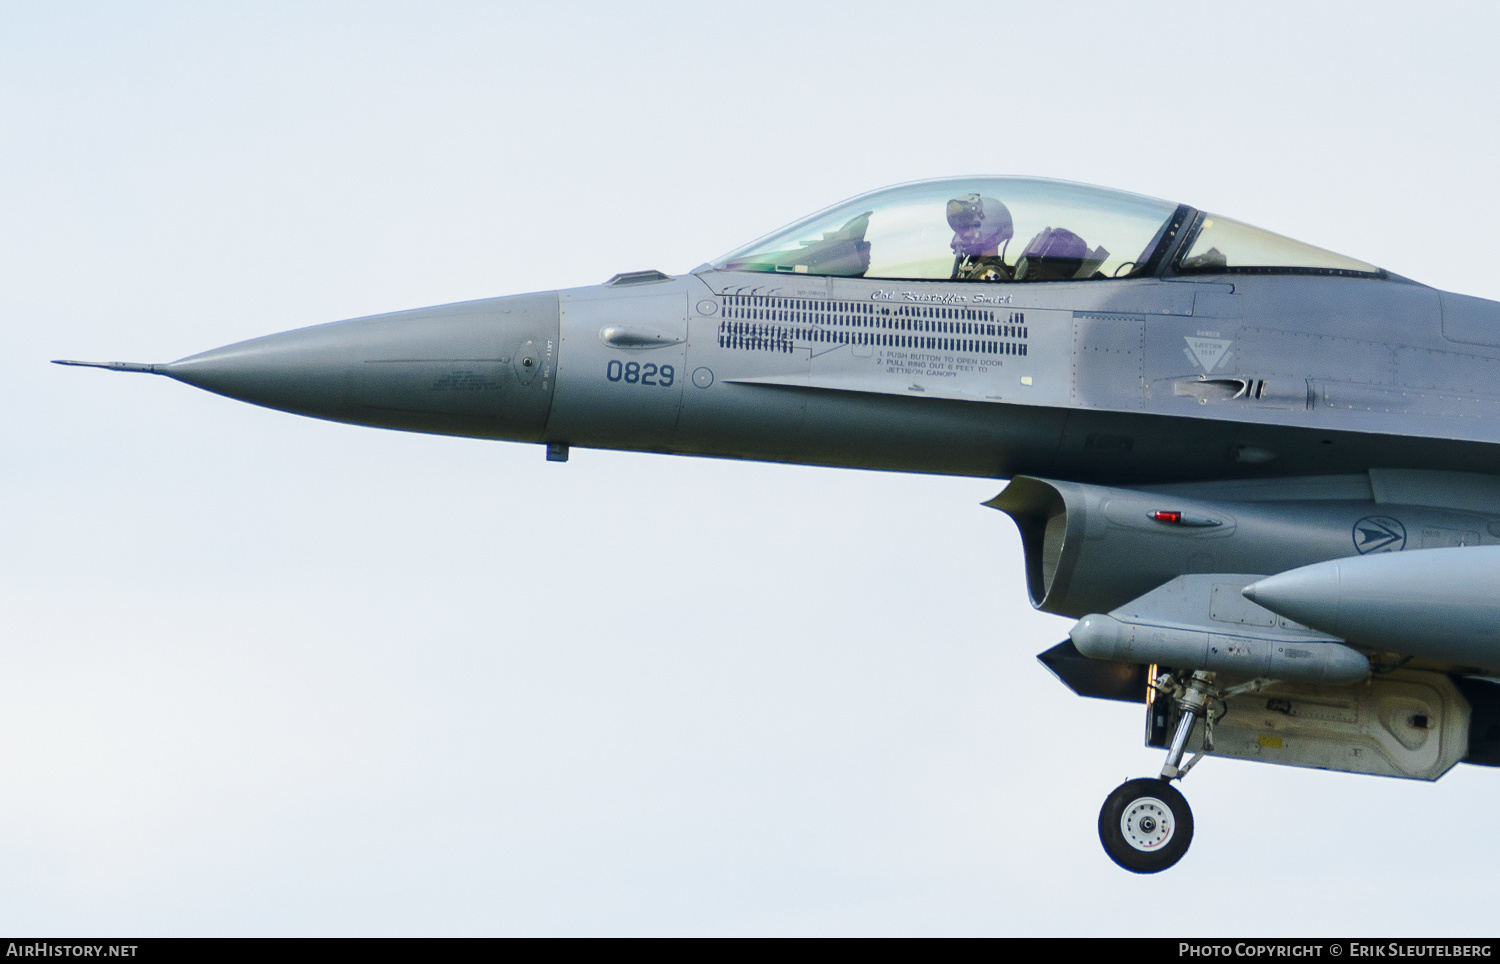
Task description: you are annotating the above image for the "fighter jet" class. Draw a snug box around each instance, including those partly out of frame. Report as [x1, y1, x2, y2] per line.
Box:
[58, 176, 1500, 873]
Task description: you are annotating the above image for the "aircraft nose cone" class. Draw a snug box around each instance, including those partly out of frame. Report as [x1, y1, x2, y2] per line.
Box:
[165, 291, 560, 442]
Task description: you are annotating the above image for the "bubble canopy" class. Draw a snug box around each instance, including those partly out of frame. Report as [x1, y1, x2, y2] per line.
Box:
[712, 177, 1385, 282]
[714, 178, 1182, 282]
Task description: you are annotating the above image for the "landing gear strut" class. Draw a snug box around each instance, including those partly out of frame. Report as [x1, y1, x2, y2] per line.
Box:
[1098, 670, 1229, 873]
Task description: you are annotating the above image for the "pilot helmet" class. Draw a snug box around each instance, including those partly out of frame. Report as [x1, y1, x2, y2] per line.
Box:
[947, 194, 1014, 256]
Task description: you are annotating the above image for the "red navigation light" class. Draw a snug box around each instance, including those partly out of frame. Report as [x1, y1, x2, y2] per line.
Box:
[1152, 510, 1182, 524]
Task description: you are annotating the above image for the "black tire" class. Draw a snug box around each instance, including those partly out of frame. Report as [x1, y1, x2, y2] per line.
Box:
[1098, 778, 1194, 873]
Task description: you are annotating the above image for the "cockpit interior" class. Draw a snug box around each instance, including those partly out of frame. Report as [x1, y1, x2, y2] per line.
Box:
[714, 177, 1381, 282]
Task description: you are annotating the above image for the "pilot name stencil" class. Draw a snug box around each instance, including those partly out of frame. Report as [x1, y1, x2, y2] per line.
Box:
[871, 289, 1013, 306]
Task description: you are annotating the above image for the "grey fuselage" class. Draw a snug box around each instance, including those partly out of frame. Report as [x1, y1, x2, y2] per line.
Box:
[70, 208, 1500, 785]
[151, 267, 1500, 487]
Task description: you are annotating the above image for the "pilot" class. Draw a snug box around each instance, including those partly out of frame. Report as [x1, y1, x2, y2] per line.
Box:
[948, 194, 1014, 282]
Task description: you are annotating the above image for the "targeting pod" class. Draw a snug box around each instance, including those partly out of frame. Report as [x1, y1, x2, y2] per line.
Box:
[1069, 613, 1370, 684]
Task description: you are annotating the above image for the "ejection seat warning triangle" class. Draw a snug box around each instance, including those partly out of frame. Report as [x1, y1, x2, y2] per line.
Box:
[1184, 336, 1233, 372]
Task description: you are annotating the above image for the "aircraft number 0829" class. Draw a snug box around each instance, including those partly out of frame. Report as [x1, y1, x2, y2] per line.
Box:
[606, 361, 674, 387]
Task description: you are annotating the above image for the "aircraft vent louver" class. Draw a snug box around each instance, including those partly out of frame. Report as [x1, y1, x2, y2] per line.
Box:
[714, 295, 1027, 356]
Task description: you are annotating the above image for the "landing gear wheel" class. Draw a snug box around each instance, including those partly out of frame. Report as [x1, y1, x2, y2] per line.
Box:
[1098, 778, 1194, 873]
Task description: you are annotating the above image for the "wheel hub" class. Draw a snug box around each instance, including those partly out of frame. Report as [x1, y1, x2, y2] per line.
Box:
[1120, 797, 1175, 851]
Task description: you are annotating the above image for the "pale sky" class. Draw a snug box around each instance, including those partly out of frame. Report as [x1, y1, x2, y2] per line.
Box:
[5, 1, 1500, 935]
